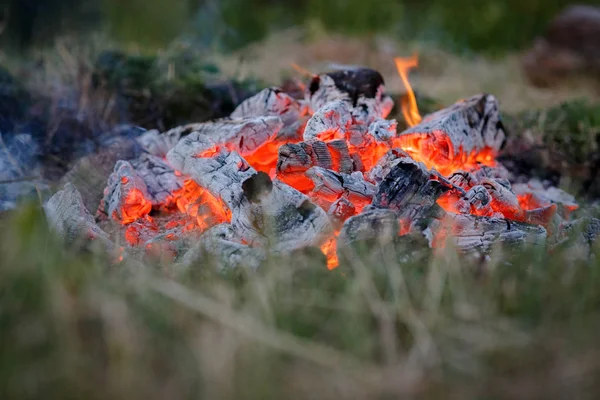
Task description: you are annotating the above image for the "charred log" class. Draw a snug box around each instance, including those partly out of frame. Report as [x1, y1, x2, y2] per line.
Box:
[373, 159, 450, 221]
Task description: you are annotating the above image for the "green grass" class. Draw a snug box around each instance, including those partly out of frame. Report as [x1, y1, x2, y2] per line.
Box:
[2, 204, 600, 399]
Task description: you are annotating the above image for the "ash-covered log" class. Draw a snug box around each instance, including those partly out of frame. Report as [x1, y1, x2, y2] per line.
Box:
[337, 207, 400, 251]
[480, 178, 557, 226]
[230, 87, 308, 141]
[45, 183, 115, 252]
[428, 213, 547, 252]
[303, 100, 353, 142]
[98, 161, 152, 224]
[305, 167, 375, 206]
[276, 140, 358, 185]
[129, 153, 184, 205]
[395, 94, 506, 175]
[512, 179, 578, 216]
[168, 150, 333, 251]
[166, 117, 283, 167]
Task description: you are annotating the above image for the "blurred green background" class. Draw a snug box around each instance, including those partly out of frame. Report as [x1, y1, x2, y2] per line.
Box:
[2, 0, 600, 52]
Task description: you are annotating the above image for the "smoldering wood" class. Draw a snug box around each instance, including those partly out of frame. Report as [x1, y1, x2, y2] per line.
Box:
[373, 158, 451, 221]
[512, 179, 578, 211]
[98, 160, 152, 223]
[44, 183, 115, 252]
[428, 213, 547, 252]
[480, 178, 557, 226]
[367, 119, 398, 142]
[231, 87, 307, 125]
[337, 207, 400, 251]
[305, 167, 375, 203]
[129, 153, 184, 205]
[327, 196, 356, 226]
[276, 140, 352, 176]
[366, 148, 413, 184]
[303, 100, 352, 143]
[324, 139, 354, 174]
[461, 185, 495, 215]
[166, 116, 283, 170]
[230, 87, 309, 142]
[398, 94, 507, 155]
[180, 224, 266, 271]
[171, 150, 333, 251]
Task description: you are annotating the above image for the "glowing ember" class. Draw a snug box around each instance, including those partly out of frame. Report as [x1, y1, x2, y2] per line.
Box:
[118, 188, 152, 225]
[394, 54, 422, 127]
[105, 60, 569, 271]
[320, 236, 339, 269]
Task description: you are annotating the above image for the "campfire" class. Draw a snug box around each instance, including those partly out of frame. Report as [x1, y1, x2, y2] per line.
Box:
[45, 56, 580, 270]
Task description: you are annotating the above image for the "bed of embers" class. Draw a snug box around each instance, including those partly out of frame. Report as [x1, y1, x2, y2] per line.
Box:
[44, 56, 589, 271]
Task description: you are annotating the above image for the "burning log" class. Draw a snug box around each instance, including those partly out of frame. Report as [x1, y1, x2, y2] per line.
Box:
[479, 178, 557, 226]
[303, 100, 353, 142]
[166, 117, 283, 167]
[428, 213, 548, 252]
[305, 167, 375, 208]
[129, 153, 184, 205]
[180, 223, 266, 271]
[395, 94, 506, 175]
[98, 160, 152, 224]
[44, 183, 115, 252]
[168, 150, 333, 251]
[276, 140, 358, 189]
[511, 179, 578, 217]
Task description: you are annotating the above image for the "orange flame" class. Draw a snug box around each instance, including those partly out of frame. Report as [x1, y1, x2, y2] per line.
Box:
[320, 236, 339, 270]
[394, 54, 422, 127]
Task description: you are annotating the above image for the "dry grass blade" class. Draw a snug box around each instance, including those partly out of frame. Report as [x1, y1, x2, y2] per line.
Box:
[147, 276, 382, 378]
